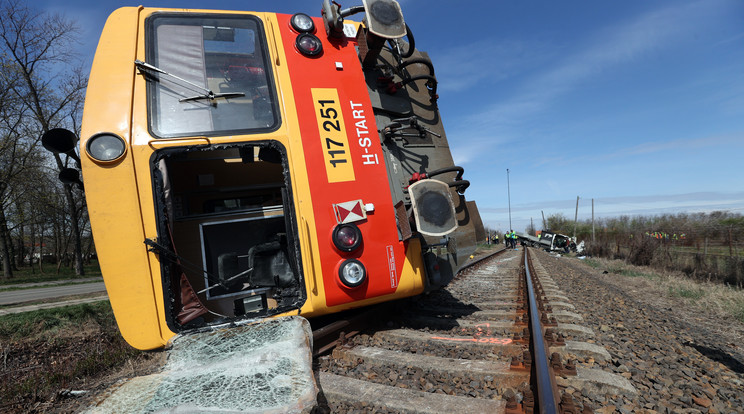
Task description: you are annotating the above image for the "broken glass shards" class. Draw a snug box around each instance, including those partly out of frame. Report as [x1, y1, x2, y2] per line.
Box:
[86, 316, 317, 413]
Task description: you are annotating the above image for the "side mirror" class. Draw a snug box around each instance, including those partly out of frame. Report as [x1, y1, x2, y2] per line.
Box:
[41, 128, 81, 165]
[59, 168, 84, 190]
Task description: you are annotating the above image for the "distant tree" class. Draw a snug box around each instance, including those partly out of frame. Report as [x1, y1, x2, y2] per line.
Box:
[525, 221, 536, 236]
[0, 58, 29, 279]
[545, 213, 571, 234]
[720, 216, 744, 256]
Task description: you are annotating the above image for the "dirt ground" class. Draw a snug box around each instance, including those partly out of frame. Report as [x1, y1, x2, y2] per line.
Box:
[0, 310, 160, 413]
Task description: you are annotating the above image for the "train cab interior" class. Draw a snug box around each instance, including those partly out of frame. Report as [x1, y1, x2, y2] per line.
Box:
[152, 144, 305, 330]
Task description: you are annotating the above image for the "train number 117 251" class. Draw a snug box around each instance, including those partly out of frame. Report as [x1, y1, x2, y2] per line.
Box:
[311, 88, 356, 183]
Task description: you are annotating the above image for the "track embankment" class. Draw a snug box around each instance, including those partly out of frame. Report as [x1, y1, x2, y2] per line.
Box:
[534, 248, 744, 412]
[315, 247, 744, 413]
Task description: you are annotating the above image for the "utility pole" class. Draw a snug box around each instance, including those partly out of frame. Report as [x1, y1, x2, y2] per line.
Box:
[541, 210, 546, 230]
[506, 169, 512, 231]
[573, 196, 579, 239]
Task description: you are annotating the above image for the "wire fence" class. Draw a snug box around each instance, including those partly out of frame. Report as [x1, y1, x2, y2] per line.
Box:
[586, 238, 744, 288]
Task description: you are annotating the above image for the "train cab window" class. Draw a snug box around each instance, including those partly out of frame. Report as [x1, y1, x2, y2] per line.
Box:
[153, 143, 305, 331]
[146, 14, 279, 138]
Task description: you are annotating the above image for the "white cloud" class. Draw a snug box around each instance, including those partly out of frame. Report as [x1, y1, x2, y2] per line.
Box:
[432, 38, 555, 93]
[714, 30, 744, 47]
[465, 0, 732, 132]
[441, 0, 739, 172]
[479, 191, 744, 231]
[531, 132, 744, 167]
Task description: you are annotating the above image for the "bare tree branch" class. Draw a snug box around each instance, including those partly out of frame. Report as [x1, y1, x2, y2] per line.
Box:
[0, 0, 87, 278]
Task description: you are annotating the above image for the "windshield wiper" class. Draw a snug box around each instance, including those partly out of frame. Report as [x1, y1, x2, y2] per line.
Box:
[179, 92, 245, 103]
[134, 59, 245, 104]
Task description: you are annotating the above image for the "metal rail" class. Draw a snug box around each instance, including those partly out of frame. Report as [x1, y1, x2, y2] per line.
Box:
[458, 247, 507, 273]
[312, 306, 378, 356]
[523, 248, 559, 412]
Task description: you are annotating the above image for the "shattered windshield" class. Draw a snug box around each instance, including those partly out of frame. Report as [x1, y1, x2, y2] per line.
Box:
[146, 14, 279, 138]
[84, 317, 317, 413]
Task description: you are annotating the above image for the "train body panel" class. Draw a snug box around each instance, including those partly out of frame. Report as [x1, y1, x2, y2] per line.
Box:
[81, 7, 166, 350]
[276, 14, 409, 309]
[64, 2, 483, 350]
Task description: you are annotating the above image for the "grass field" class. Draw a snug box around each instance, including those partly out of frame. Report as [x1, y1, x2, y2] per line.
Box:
[0, 261, 102, 286]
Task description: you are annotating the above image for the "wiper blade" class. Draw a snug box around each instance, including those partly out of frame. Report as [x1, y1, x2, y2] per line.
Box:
[135, 59, 228, 103]
[179, 92, 246, 103]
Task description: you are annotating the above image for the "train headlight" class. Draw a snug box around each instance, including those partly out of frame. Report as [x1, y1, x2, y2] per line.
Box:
[338, 259, 366, 288]
[290, 13, 315, 33]
[86, 133, 127, 163]
[408, 179, 457, 236]
[332, 223, 362, 252]
[296, 33, 323, 56]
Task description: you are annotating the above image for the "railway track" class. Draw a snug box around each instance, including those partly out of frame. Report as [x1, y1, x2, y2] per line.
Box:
[19, 244, 739, 413]
[311, 247, 635, 413]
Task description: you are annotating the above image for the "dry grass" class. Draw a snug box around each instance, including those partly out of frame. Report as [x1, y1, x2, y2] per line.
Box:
[583, 257, 744, 323]
[0, 302, 148, 413]
[586, 238, 744, 287]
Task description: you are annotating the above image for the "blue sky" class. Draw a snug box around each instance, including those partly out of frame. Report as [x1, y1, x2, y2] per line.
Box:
[43, 0, 744, 232]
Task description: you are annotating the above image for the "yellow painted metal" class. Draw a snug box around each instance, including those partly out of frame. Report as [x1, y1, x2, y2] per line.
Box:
[81, 8, 321, 349]
[262, 12, 331, 319]
[80, 7, 165, 350]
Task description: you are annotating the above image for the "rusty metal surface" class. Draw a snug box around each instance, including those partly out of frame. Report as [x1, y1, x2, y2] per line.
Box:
[312, 307, 378, 357]
[312, 249, 505, 357]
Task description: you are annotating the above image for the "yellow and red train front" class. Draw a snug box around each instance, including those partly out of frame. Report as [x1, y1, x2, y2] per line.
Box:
[278, 13, 409, 308]
[79, 7, 425, 350]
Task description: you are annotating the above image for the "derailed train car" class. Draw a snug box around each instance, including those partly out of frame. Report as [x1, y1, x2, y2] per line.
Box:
[43, 0, 484, 351]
